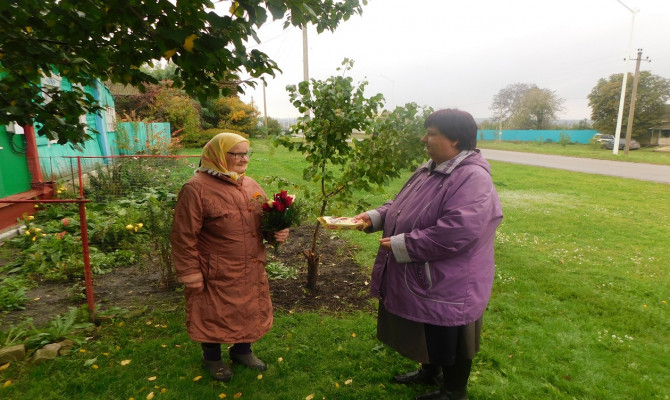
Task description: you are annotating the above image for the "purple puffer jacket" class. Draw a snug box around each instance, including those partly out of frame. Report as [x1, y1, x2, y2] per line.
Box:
[367, 150, 503, 326]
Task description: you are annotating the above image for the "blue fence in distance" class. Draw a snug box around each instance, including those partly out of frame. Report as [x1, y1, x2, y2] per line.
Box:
[479, 130, 597, 144]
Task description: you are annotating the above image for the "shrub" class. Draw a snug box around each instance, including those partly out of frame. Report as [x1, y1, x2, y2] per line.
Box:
[181, 127, 248, 148]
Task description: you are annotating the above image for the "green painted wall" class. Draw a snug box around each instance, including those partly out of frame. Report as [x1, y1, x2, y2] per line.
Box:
[0, 125, 32, 197]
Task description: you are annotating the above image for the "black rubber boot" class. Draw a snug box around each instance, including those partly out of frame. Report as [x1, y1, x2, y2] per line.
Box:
[393, 364, 443, 385]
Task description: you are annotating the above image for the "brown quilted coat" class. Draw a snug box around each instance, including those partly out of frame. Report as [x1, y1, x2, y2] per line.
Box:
[171, 172, 272, 343]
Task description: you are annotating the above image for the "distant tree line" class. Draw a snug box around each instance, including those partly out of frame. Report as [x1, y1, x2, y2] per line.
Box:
[486, 72, 670, 140]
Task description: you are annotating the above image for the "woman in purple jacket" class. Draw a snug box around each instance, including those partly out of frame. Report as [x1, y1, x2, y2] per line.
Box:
[354, 109, 503, 400]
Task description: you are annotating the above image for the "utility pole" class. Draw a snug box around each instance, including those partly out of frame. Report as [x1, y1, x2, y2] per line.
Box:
[262, 81, 268, 132]
[613, 0, 638, 155]
[623, 49, 651, 155]
[302, 26, 310, 120]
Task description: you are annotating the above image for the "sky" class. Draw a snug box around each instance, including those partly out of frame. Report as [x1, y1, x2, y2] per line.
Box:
[218, 0, 670, 122]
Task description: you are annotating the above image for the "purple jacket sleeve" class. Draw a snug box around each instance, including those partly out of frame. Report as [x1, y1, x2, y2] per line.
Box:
[401, 168, 498, 263]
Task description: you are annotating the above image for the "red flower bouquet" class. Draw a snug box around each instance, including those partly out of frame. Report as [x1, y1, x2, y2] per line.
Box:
[258, 190, 302, 253]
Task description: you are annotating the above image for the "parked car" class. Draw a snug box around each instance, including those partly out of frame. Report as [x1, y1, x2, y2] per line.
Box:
[601, 138, 640, 150]
[593, 133, 614, 143]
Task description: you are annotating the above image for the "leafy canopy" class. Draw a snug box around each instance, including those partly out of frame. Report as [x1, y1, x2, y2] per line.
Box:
[490, 83, 564, 129]
[0, 0, 364, 144]
[588, 71, 670, 138]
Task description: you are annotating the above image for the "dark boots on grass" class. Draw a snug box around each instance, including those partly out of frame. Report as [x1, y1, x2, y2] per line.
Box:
[393, 361, 470, 400]
[201, 342, 267, 382]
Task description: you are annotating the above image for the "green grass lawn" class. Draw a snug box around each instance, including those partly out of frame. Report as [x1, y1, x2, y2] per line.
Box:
[2, 139, 669, 399]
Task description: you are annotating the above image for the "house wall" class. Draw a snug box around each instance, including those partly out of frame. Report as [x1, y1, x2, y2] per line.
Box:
[0, 125, 32, 198]
[478, 129, 598, 144]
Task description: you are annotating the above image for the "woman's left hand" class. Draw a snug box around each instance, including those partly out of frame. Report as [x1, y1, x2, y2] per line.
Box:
[274, 228, 290, 243]
[379, 237, 392, 252]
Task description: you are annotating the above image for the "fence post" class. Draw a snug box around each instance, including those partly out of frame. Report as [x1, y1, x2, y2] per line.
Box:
[77, 157, 95, 321]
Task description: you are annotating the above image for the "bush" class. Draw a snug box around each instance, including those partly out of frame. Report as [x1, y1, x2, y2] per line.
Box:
[180, 128, 248, 148]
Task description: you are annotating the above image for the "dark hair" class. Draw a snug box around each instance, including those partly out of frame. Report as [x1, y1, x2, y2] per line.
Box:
[424, 109, 478, 150]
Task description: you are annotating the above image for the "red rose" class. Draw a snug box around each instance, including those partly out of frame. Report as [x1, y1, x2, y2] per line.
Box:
[284, 195, 294, 207]
[262, 202, 273, 212]
[273, 201, 286, 212]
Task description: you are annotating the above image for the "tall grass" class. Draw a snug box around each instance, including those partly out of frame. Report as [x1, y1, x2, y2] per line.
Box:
[1, 140, 668, 399]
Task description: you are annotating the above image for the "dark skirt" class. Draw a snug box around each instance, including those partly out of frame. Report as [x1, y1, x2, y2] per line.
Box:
[377, 302, 482, 366]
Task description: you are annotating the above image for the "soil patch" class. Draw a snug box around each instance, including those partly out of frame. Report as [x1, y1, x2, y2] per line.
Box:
[0, 225, 374, 329]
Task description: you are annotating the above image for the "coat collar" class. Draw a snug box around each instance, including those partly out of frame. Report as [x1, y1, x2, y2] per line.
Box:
[419, 149, 477, 175]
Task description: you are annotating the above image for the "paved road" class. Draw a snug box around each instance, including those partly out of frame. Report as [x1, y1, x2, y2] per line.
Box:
[479, 149, 670, 184]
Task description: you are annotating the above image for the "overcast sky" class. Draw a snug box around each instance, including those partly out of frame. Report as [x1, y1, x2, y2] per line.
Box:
[220, 0, 670, 121]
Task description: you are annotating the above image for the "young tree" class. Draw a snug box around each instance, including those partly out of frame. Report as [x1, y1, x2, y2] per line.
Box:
[0, 0, 364, 145]
[588, 72, 670, 138]
[276, 60, 430, 291]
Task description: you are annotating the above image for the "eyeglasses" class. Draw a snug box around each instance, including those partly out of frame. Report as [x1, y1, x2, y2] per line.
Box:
[226, 150, 253, 160]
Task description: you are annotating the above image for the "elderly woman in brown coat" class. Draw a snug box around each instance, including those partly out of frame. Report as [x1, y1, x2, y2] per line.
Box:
[171, 132, 289, 382]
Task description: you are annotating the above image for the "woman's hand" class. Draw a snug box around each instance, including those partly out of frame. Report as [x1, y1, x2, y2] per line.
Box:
[353, 212, 372, 230]
[274, 228, 290, 243]
[379, 237, 392, 252]
[184, 281, 204, 292]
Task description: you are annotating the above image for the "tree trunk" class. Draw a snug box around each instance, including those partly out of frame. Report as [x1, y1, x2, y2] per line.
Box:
[303, 249, 320, 292]
[303, 221, 322, 292]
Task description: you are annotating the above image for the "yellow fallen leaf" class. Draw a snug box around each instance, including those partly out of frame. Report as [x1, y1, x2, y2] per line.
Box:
[34, 297, 41, 301]
[305, 394, 314, 400]
[103, 352, 109, 356]
[344, 379, 353, 385]
[193, 375, 202, 381]
[175, 344, 182, 348]
[118, 322, 124, 327]
[233, 393, 242, 398]
[379, 383, 386, 388]
[79, 349, 87, 353]
[161, 344, 167, 348]
[160, 324, 167, 328]
[334, 382, 340, 388]
[146, 321, 152, 325]
[121, 359, 132, 366]
[0, 363, 9, 371]
[116, 346, 121, 350]
[257, 374, 263, 380]
[3, 380, 12, 388]
[219, 394, 227, 399]
[351, 333, 357, 338]
[154, 385, 160, 389]
[146, 392, 154, 400]
[277, 357, 283, 362]
[160, 388, 167, 393]
[148, 376, 157, 381]
[92, 365, 99, 370]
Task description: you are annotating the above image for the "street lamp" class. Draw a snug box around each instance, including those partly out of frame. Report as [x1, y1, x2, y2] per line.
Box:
[612, 0, 639, 155]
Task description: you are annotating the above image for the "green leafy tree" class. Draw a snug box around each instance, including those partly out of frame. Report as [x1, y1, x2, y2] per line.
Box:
[510, 87, 564, 129]
[588, 71, 670, 138]
[489, 82, 535, 129]
[0, 0, 365, 145]
[490, 83, 564, 129]
[276, 60, 429, 291]
[151, 84, 202, 138]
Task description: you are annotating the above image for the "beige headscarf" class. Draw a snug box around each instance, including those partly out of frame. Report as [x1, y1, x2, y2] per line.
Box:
[197, 132, 250, 181]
